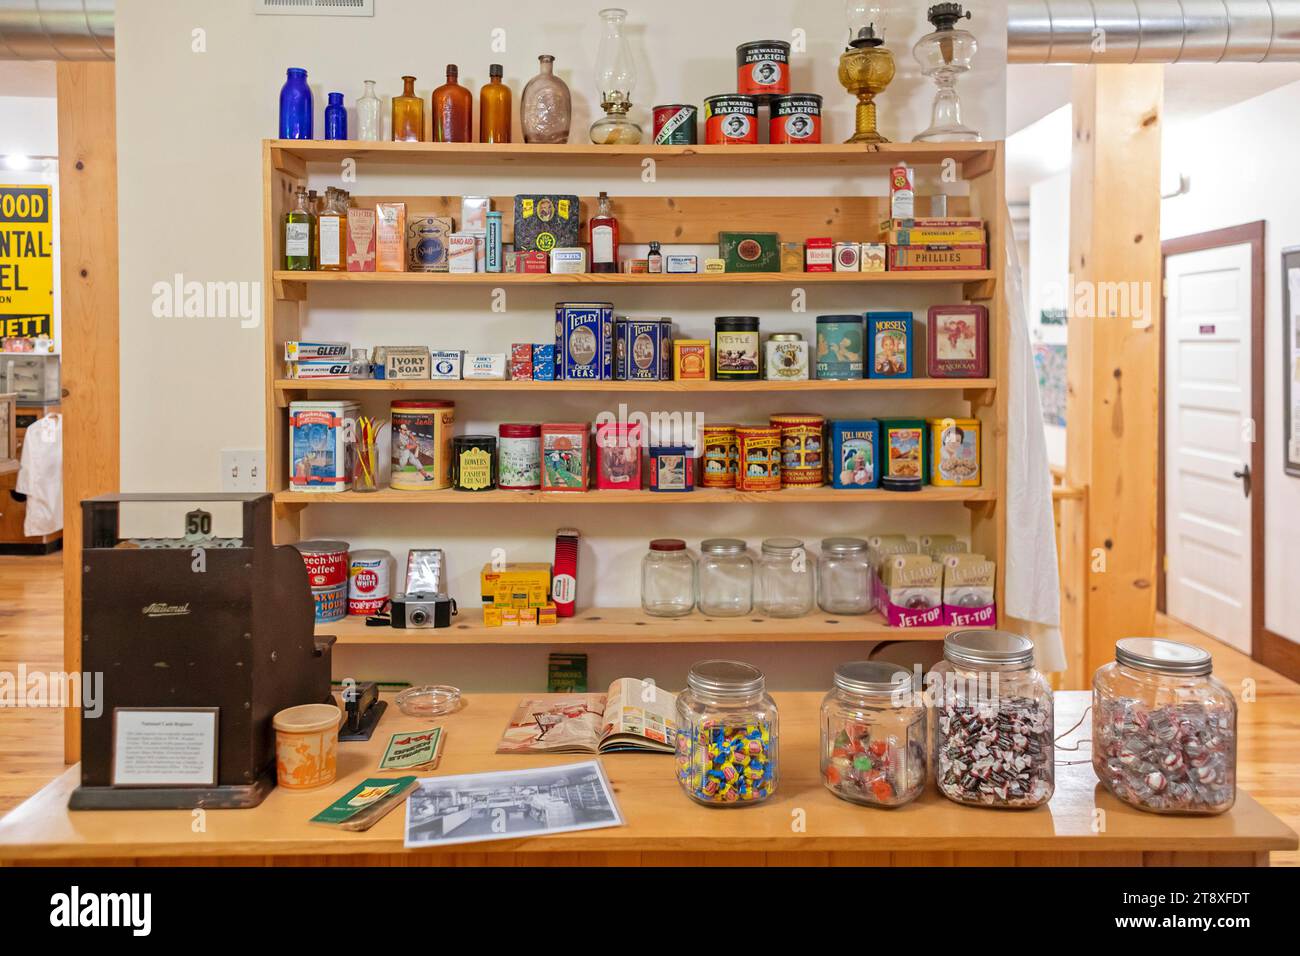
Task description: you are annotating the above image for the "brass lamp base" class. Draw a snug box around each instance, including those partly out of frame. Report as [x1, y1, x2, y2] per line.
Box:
[847, 99, 889, 144]
[838, 45, 896, 145]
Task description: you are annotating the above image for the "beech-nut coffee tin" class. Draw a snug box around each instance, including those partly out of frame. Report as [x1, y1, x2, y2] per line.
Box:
[736, 40, 791, 99]
[704, 94, 758, 145]
[294, 540, 349, 588]
[653, 104, 698, 145]
[736, 425, 782, 492]
[771, 413, 825, 487]
[769, 94, 822, 144]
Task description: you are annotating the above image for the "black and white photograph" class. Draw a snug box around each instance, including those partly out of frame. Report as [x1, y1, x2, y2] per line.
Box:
[403, 760, 623, 848]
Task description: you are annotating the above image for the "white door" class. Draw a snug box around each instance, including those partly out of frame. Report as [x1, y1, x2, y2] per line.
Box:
[1164, 243, 1254, 652]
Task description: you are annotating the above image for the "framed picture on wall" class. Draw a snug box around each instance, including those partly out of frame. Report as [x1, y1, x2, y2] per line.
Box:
[1284, 247, 1300, 477]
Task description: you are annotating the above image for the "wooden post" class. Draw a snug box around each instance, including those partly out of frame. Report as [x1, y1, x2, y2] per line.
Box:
[1066, 65, 1163, 675]
[57, 62, 120, 763]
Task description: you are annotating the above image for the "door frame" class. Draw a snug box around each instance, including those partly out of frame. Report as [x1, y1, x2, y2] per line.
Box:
[1158, 221, 1265, 660]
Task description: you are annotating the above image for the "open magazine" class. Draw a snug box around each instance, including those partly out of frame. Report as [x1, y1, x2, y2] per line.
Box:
[495, 678, 677, 754]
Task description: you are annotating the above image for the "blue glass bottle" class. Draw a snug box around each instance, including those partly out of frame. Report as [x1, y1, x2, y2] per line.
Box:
[279, 67, 313, 140]
[324, 92, 348, 140]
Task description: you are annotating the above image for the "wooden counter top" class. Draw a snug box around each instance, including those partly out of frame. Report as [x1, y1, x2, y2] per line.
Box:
[1, 692, 1294, 866]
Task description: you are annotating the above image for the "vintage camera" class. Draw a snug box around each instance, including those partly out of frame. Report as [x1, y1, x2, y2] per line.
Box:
[389, 592, 456, 629]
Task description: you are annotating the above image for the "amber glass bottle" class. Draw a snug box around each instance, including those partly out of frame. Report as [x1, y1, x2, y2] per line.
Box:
[392, 75, 425, 142]
[479, 63, 511, 143]
[432, 64, 473, 142]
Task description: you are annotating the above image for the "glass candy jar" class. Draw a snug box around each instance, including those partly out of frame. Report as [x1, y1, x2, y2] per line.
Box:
[697, 538, 753, 617]
[756, 537, 814, 617]
[641, 539, 695, 617]
[675, 661, 778, 807]
[932, 629, 1054, 809]
[1092, 638, 1236, 815]
[822, 661, 926, 807]
[817, 537, 872, 615]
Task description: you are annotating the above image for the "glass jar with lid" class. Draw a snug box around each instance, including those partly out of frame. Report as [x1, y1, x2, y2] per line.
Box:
[822, 661, 926, 807]
[641, 539, 695, 617]
[675, 660, 778, 807]
[756, 537, 814, 617]
[817, 537, 872, 615]
[697, 538, 754, 617]
[1093, 638, 1235, 815]
[932, 629, 1054, 809]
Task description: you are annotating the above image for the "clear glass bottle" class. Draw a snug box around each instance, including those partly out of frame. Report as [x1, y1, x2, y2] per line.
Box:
[521, 54, 571, 144]
[821, 661, 926, 807]
[589, 191, 619, 274]
[932, 629, 1054, 809]
[590, 8, 643, 144]
[432, 64, 472, 143]
[316, 187, 348, 272]
[283, 187, 315, 271]
[357, 80, 383, 141]
[756, 537, 814, 618]
[818, 537, 872, 615]
[697, 539, 754, 617]
[675, 660, 778, 807]
[392, 75, 425, 142]
[479, 63, 511, 143]
[348, 348, 371, 380]
[641, 539, 695, 618]
[1093, 638, 1236, 815]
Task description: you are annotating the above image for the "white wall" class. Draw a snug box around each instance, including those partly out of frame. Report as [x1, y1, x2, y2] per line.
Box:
[115, 0, 1007, 690]
[1027, 170, 1068, 469]
[1161, 78, 1300, 647]
[0, 94, 60, 350]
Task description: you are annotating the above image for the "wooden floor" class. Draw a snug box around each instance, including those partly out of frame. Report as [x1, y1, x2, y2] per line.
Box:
[1, 551, 1297, 866]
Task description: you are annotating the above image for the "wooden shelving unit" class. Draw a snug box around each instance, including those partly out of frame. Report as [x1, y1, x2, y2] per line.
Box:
[263, 139, 1008, 647]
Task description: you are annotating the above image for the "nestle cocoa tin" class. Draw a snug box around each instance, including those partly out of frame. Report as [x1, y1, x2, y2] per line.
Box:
[704, 94, 758, 145]
[653, 104, 698, 145]
[770, 413, 826, 487]
[736, 40, 791, 100]
[769, 94, 822, 144]
[294, 540, 349, 588]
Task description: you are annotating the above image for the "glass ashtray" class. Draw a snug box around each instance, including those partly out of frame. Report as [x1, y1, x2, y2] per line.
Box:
[395, 684, 462, 718]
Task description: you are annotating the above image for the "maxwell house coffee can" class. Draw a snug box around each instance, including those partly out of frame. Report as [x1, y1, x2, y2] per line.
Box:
[769, 94, 822, 144]
[736, 40, 791, 100]
[653, 104, 698, 144]
[704, 94, 758, 145]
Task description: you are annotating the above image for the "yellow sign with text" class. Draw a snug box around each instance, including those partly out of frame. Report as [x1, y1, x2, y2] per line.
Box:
[0, 185, 54, 339]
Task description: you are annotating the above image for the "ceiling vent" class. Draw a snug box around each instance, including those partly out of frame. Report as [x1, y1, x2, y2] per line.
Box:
[253, 0, 375, 17]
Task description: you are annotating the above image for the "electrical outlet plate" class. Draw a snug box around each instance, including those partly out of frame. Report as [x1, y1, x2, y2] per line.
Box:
[221, 449, 266, 493]
[254, 0, 374, 16]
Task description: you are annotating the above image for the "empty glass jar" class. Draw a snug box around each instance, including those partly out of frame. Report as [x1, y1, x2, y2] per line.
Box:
[817, 537, 872, 615]
[675, 660, 778, 807]
[1093, 638, 1236, 815]
[932, 629, 1054, 809]
[822, 661, 926, 807]
[697, 538, 754, 617]
[756, 537, 814, 617]
[641, 539, 695, 617]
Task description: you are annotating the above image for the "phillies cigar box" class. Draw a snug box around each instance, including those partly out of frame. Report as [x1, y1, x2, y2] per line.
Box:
[887, 244, 988, 271]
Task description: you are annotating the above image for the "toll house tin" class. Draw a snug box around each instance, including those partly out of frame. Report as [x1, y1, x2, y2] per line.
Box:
[769, 93, 822, 143]
[704, 94, 759, 144]
[827, 420, 881, 489]
[653, 104, 698, 144]
[736, 40, 791, 100]
[555, 301, 614, 381]
[288, 400, 358, 492]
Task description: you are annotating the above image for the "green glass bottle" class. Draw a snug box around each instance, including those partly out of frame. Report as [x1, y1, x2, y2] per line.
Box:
[284, 187, 316, 271]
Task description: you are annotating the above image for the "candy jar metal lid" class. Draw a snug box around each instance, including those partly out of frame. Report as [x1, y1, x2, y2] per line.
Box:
[1114, 637, 1212, 677]
[832, 660, 913, 697]
[687, 659, 765, 697]
[761, 536, 804, 556]
[821, 536, 868, 555]
[701, 537, 748, 555]
[943, 628, 1034, 668]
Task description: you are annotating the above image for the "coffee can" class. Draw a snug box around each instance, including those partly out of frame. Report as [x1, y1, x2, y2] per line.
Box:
[348, 549, 392, 616]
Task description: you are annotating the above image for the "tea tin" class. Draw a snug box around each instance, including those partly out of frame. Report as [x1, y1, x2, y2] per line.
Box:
[735, 425, 782, 492]
[390, 400, 454, 490]
[771, 413, 825, 487]
[541, 422, 590, 492]
[928, 417, 981, 487]
[769, 93, 822, 143]
[288, 400, 358, 492]
[653, 103, 698, 144]
[765, 333, 809, 381]
[451, 435, 497, 491]
[649, 445, 694, 492]
[815, 315, 864, 380]
[595, 421, 643, 490]
[878, 417, 929, 491]
[701, 424, 738, 488]
[498, 423, 542, 490]
[614, 317, 670, 381]
[926, 304, 989, 378]
[555, 302, 614, 381]
[736, 40, 791, 100]
[827, 420, 881, 489]
[703, 94, 759, 145]
[714, 316, 761, 380]
[867, 311, 915, 379]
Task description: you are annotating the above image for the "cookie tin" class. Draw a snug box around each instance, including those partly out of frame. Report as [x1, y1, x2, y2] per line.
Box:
[928, 417, 981, 487]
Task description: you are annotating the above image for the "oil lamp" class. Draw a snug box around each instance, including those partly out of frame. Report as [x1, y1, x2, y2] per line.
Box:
[590, 7, 643, 145]
[913, 2, 981, 142]
[837, 0, 895, 144]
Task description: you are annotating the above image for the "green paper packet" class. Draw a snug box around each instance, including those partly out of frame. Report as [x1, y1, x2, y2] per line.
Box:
[310, 776, 417, 829]
[379, 726, 445, 771]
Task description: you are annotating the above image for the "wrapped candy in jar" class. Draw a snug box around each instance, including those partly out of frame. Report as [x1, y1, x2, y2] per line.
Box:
[675, 660, 778, 807]
[932, 629, 1054, 809]
[821, 661, 926, 807]
[1092, 638, 1236, 815]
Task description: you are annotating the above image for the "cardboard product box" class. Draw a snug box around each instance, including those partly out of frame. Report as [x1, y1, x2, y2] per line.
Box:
[887, 244, 988, 271]
[448, 233, 478, 273]
[481, 562, 552, 606]
[461, 195, 490, 234]
[805, 236, 833, 272]
[532, 344, 556, 381]
[375, 202, 407, 272]
[346, 209, 377, 272]
[407, 213, 453, 273]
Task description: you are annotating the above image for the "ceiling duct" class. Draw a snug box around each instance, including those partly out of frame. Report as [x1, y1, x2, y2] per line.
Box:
[0, 0, 112, 60]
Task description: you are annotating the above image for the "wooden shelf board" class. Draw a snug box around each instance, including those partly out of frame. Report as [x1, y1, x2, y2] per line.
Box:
[274, 486, 995, 506]
[320, 606, 946, 645]
[269, 139, 997, 171]
[275, 377, 997, 396]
